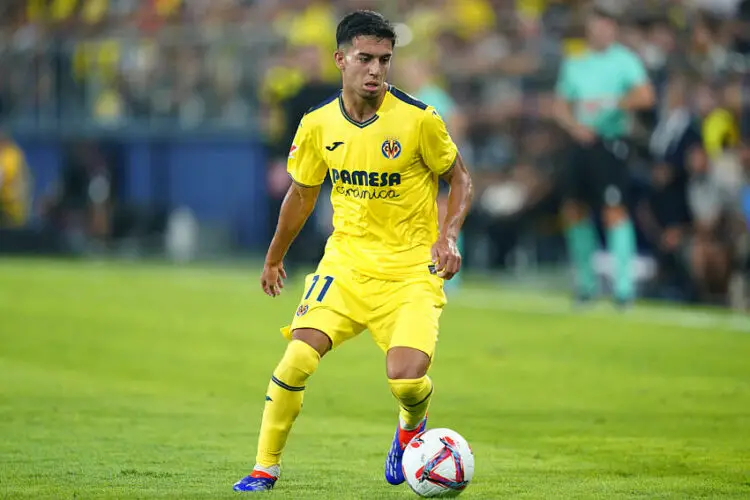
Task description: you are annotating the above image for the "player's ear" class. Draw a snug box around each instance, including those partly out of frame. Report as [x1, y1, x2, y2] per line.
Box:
[334, 49, 346, 71]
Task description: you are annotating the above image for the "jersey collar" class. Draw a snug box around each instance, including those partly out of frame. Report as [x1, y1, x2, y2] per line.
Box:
[338, 91, 381, 129]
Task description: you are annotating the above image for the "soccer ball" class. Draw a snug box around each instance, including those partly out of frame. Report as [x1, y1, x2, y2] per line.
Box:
[402, 428, 474, 498]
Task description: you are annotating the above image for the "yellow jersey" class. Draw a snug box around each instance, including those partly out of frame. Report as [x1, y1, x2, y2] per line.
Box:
[702, 108, 739, 159]
[287, 84, 458, 280]
[0, 143, 31, 228]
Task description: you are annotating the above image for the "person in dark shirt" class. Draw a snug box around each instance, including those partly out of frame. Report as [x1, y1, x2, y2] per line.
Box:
[638, 74, 701, 299]
[637, 161, 695, 300]
[279, 46, 342, 155]
[42, 141, 119, 252]
[734, 0, 750, 55]
[267, 44, 340, 270]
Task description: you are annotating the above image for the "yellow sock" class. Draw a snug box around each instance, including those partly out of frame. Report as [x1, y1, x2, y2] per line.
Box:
[388, 376, 433, 430]
[255, 340, 320, 468]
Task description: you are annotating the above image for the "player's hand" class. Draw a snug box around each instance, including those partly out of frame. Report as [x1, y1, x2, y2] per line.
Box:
[261, 261, 287, 297]
[571, 124, 596, 145]
[431, 236, 461, 280]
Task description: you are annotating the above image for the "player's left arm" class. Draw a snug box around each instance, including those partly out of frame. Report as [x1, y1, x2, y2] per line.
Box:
[420, 108, 474, 280]
[618, 52, 655, 112]
[434, 153, 473, 279]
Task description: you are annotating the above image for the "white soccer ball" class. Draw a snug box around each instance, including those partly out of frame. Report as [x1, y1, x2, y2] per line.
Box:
[402, 428, 474, 498]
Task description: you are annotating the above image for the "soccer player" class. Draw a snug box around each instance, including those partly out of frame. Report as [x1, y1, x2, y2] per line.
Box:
[553, 5, 655, 307]
[233, 10, 473, 493]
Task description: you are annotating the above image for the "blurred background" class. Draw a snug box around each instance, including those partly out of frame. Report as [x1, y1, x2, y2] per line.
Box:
[2, 0, 750, 309]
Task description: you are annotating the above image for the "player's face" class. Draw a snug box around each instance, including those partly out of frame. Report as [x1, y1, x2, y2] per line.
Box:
[336, 36, 393, 100]
[586, 14, 617, 49]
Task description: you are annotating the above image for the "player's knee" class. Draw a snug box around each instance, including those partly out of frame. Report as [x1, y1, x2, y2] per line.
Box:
[562, 200, 587, 225]
[388, 376, 433, 406]
[603, 205, 628, 227]
[273, 339, 321, 387]
[292, 328, 332, 357]
[386, 347, 430, 379]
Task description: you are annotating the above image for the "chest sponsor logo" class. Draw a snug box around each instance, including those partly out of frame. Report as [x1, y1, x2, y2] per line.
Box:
[330, 169, 401, 199]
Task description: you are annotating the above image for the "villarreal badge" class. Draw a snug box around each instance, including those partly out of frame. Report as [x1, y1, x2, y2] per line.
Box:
[296, 304, 309, 317]
[381, 138, 402, 159]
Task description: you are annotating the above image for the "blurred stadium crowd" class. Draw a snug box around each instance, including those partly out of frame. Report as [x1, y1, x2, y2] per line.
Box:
[2, 0, 750, 307]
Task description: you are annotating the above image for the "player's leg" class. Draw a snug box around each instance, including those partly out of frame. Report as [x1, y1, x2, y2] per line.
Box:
[561, 145, 599, 301]
[597, 140, 636, 306]
[369, 276, 445, 485]
[603, 203, 636, 305]
[254, 329, 330, 469]
[384, 350, 434, 487]
[233, 328, 330, 492]
[234, 270, 365, 492]
[387, 346, 433, 434]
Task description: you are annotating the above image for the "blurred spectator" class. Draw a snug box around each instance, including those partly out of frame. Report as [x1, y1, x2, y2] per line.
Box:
[40, 141, 118, 252]
[266, 43, 340, 270]
[701, 78, 741, 159]
[259, 46, 308, 146]
[687, 11, 730, 79]
[728, 142, 750, 309]
[279, 45, 341, 155]
[734, 0, 750, 55]
[685, 144, 734, 302]
[638, 74, 700, 298]
[276, 0, 339, 84]
[396, 55, 467, 146]
[0, 0, 749, 304]
[692, 0, 743, 18]
[0, 132, 31, 229]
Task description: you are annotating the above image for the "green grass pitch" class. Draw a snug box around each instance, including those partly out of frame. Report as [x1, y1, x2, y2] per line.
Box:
[1, 258, 749, 499]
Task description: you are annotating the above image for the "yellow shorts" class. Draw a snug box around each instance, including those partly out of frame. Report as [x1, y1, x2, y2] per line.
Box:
[281, 265, 447, 358]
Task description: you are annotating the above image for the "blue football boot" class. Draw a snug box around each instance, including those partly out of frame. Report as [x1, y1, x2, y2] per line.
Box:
[385, 416, 427, 485]
[233, 471, 277, 492]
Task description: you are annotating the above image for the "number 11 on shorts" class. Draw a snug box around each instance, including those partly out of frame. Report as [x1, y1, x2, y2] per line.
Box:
[304, 275, 334, 302]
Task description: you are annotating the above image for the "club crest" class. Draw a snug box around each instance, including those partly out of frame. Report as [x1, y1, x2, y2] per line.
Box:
[296, 304, 309, 316]
[381, 138, 402, 159]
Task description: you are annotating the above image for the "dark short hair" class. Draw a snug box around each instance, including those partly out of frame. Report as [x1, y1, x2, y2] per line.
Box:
[336, 10, 396, 49]
[590, 2, 622, 22]
[591, 8, 618, 22]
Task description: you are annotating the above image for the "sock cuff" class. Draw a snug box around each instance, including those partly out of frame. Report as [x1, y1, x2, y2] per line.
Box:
[388, 376, 433, 406]
[387, 376, 431, 387]
[253, 464, 280, 478]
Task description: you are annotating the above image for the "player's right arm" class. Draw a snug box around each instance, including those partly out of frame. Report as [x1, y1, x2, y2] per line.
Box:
[552, 59, 595, 144]
[261, 116, 327, 297]
[262, 182, 321, 297]
[617, 50, 654, 112]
